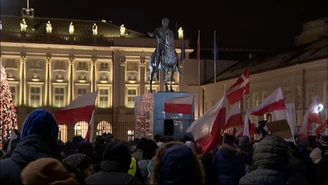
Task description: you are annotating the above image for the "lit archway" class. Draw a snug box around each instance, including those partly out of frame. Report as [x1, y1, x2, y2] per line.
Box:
[74, 121, 89, 138]
[96, 121, 112, 136]
[58, 124, 67, 142]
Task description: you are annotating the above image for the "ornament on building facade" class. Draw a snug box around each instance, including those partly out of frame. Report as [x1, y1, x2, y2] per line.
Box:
[92, 23, 98, 36]
[120, 57, 126, 66]
[139, 56, 146, 66]
[178, 27, 184, 39]
[46, 21, 52, 33]
[69, 22, 74, 34]
[31, 73, 40, 81]
[120, 24, 126, 36]
[20, 19, 28, 32]
[100, 74, 108, 82]
[78, 74, 87, 82]
[56, 73, 64, 80]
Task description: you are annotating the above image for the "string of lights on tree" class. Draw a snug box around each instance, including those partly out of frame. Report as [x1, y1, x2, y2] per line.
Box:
[0, 65, 18, 146]
[135, 93, 153, 138]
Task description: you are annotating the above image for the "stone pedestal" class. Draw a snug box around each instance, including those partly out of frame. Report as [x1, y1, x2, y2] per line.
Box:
[135, 92, 194, 140]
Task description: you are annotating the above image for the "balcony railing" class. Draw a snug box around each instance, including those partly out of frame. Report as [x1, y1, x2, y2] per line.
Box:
[0, 31, 114, 47]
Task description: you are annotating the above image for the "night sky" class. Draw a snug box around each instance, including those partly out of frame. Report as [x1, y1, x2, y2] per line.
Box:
[1, 0, 327, 49]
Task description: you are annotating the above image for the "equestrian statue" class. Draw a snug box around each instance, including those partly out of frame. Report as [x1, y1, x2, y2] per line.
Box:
[148, 18, 183, 92]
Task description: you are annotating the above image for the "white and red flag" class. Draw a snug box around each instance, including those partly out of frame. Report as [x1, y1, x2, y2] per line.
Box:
[243, 112, 257, 137]
[250, 87, 286, 116]
[187, 96, 227, 154]
[299, 96, 322, 139]
[163, 95, 194, 114]
[226, 68, 249, 104]
[224, 103, 243, 129]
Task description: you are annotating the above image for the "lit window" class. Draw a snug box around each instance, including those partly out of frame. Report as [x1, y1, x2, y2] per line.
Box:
[99, 62, 109, 71]
[54, 61, 65, 70]
[77, 88, 87, 97]
[77, 62, 88, 70]
[30, 87, 41, 107]
[307, 85, 315, 106]
[74, 121, 89, 137]
[10, 86, 16, 106]
[98, 89, 109, 108]
[127, 130, 134, 141]
[127, 88, 137, 108]
[253, 92, 259, 107]
[96, 121, 112, 135]
[58, 125, 67, 142]
[54, 87, 65, 107]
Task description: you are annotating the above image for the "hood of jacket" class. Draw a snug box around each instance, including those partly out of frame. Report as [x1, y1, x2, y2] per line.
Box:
[252, 135, 289, 170]
[10, 135, 60, 167]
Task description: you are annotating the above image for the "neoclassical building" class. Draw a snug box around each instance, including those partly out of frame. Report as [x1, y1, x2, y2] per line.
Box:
[202, 17, 328, 134]
[0, 14, 198, 141]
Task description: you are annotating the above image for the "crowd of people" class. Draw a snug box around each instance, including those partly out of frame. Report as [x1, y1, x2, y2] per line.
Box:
[0, 109, 328, 185]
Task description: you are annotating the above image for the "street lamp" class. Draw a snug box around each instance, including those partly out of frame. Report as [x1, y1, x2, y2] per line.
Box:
[178, 27, 184, 39]
[318, 104, 324, 112]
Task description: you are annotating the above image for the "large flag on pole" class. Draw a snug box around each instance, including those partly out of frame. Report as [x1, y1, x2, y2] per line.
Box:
[85, 110, 95, 142]
[224, 103, 243, 129]
[164, 95, 194, 114]
[299, 96, 322, 139]
[243, 112, 257, 137]
[55, 91, 98, 125]
[226, 68, 250, 104]
[250, 87, 286, 116]
[187, 96, 226, 154]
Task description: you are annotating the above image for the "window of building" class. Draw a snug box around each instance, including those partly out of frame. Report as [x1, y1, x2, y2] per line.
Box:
[96, 121, 112, 135]
[77, 62, 88, 70]
[283, 87, 291, 104]
[10, 86, 16, 106]
[252, 92, 259, 107]
[307, 84, 315, 106]
[77, 88, 87, 97]
[4, 58, 18, 69]
[261, 91, 268, 103]
[126, 88, 137, 108]
[126, 62, 139, 82]
[127, 130, 135, 141]
[54, 61, 65, 70]
[145, 62, 159, 82]
[30, 60, 41, 69]
[243, 94, 250, 113]
[30, 87, 41, 107]
[74, 121, 89, 137]
[167, 71, 178, 83]
[99, 62, 109, 71]
[99, 89, 109, 108]
[58, 125, 67, 142]
[54, 87, 65, 107]
[296, 85, 303, 110]
[145, 86, 159, 93]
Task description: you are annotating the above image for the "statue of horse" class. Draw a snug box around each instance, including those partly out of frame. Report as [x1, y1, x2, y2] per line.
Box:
[148, 30, 183, 92]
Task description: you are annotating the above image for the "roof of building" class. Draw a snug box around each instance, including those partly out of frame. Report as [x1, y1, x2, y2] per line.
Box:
[0, 15, 147, 38]
[205, 37, 328, 84]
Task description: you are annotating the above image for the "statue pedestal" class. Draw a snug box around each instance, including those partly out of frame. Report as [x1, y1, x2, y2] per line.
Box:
[135, 92, 194, 140]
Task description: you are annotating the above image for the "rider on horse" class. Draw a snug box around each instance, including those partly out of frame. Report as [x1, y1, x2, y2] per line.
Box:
[148, 18, 172, 70]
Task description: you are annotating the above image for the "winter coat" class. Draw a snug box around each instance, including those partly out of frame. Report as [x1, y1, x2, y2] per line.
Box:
[85, 160, 143, 185]
[0, 135, 60, 185]
[316, 153, 328, 185]
[239, 135, 308, 185]
[213, 144, 245, 185]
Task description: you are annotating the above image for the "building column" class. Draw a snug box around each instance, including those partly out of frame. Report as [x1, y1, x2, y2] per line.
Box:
[91, 58, 96, 92]
[45, 57, 51, 106]
[68, 57, 74, 102]
[21, 56, 27, 106]
[140, 56, 146, 95]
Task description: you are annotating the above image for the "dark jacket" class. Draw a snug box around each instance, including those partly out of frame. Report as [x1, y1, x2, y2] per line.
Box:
[239, 135, 308, 185]
[213, 144, 245, 185]
[316, 153, 328, 185]
[199, 153, 218, 185]
[0, 135, 60, 185]
[85, 161, 143, 185]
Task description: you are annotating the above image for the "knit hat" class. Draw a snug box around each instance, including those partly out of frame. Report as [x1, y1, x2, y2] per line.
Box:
[21, 109, 59, 142]
[63, 153, 93, 172]
[310, 147, 323, 164]
[21, 158, 78, 185]
[102, 141, 131, 172]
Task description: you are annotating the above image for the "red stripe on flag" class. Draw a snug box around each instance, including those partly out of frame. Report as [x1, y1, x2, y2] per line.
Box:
[226, 83, 249, 104]
[55, 105, 95, 125]
[164, 103, 192, 114]
[225, 114, 243, 129]
[251, 99, 286, 116]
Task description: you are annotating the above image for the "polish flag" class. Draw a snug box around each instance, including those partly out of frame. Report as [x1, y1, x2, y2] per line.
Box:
[250, 87, 286, 116]
[226, 68, 249, 104]
[234, 127, 243, 138]
[224, 103, 243, 129]
[55, 91, 98, 125]
[163, 95, 194, 114]
[187, 96, 226, 154]
[299, 96, 322, 139]
[243, 112, 257, 137]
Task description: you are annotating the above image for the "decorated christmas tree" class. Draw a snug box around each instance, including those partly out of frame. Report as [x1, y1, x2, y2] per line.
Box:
[0, 65, 18, 147]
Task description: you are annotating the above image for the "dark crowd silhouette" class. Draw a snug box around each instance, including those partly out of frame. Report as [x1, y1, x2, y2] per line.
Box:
[1, 109, 328, 185]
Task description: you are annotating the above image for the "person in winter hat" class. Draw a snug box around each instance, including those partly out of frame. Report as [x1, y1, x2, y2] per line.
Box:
[21, 158, 78, 185]
[151, 141, 205, 185]
[0, 109, 61, 185]
[63, 153, 95, 178]
[85, 141, 143, 185]
[316, 135, 328, 185]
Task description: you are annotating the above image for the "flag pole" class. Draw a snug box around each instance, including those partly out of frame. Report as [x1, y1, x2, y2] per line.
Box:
[197, 30, 201, 119]
[214, 30, 217, 83]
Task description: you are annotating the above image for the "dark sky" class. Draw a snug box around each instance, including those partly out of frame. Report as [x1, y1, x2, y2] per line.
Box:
[1, 0, 327, 49]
